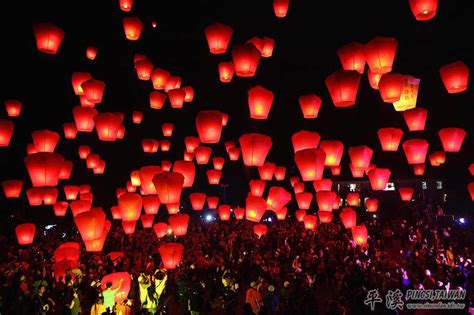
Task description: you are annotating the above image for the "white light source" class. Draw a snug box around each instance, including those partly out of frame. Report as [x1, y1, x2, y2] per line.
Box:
[205, 214, 213, 222]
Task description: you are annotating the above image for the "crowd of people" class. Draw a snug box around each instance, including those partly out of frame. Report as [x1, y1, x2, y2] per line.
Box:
[1, 201, 473, 314]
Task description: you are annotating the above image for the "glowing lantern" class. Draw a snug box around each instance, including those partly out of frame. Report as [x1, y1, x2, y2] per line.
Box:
[377, 128, 403, 151]
[348, 146, 373, 170]
[352, 225, 368, 245]
[70, 200, 92, 217]
[258, 162, 276, 181]
[325, 70, 361, 107]
[79, 185, 91, 194]
[167, 89, 186, 108]
[409, 0, 438, 20]
[378, 73, 403, 102]
[221, 113, 229, 126]
[219, 62, 234, 82]
[303, 215, 317, 230]
[319, 140, 344, 166]
[93, 160, 105, 175]
[318, 211, 334, 223]
[42, 187, 58, 205]
[403, 107, 428, 132]
[122, 220, 137, 234]
[292, 130, 321, 153]
[63, 123, 77, 140]
[211, 157, 225, 171]
[118, 193, 142, 222]
[429, 151, 446, 166]
[94, 113, 123, 141]
[142, 139, 159, 153]
[368, 168, 391, 190]
[333, 196, 341, 209]
[337, 42, 365, 74]
[169, 214, 189, 236]
[468, 164, 474, 176]
[73, 106, 98, 132]
[122, 17, 143, 40]
[331, 165, 341, 176]
[140, 214, 154, 229]
[346, 193, 360, 206]
[134, 58, 153, 80]
[151, 68, 171, 90]
[2, 180, 23, 198]
[204, 22, 233, 54]
[253, 224, 268, 238]
[15, 223, 36, 245]
[172, 161, 194, 188]
[246, 196, 267, 222]
[189, 193, 206, 210]
[239, 134, 272, 167]
[274, 166, 286, 181]
[153, 223, 169, 238]
[439, 61, 469, 94]
[149, 91, 167, 110]
[296, 192, 313, 210]
[26, 144, 37, 154]
[85, 46, 97, 60]
[207, 196, 219, 209]
[413, 164, 425, 176]
[26, 188, 43, 206]
[218, 205, 231, 221]
[86, 154, 100, 169]
[159, 123, 173, 137]
[81, 79, 106, 104]
[313, 179, 332, 192]
[293, 182, 305, 194]
[275, 207, 287, 220]
[83, 219, 110, 252]
[367, 69, 382, 89]
[399, 187, 414, 201]
[295, 148, 326, 181]
[298, 94, 322, 119]
[249, 180, 266, 197]
[206, 170, 222, 185]
[166, 202, 179, 215]
[364, 37, 398, 74]
[350, 164, 365, 178]
[54, 243, 80, 262]
[31, 130, 59, 153]
[248, 85, 273, 119]
[233, 207, 245, 220]
[438, 128, 466, 152]
[52, 201, 68, 216]
[0, 119, 14, 147]
[119, 0, 133, 11]
[468, 183, 474, 201]
[24, 153, 64, 187]
[295, 210, 306, 222]
[152, 172, 185, 204]
[316, 191, 337, 211]
[392, 75, 420, 112]
[232, 43, 261, 77]
[140, 166, 163, 195]
[196, 111, 223, 143]
[228, 147, 241, 161]
[64, 186, 79, 200]
[184, 151, 194, 161]
[33, 23, 64, 54]
[160, 140, 171, 151]
[141, 195, 159, 215]
[74, 209, 106, 241]
[195, 146, 212, 164]
[184, 136, 200, 153]
[259, 37, 275, 57]
[403, 139, 429, 164]
[365, 198, 378, 212]
[71, 72, 92, 95]
[273, 0, 289, 17]
[266, 187, 291, 211]
[340, 207, 357, 229]
[5, 99, 22, 117]
[159, 243, 184, 269]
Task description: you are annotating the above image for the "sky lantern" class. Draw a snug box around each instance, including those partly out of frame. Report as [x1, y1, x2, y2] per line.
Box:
[169, 214, 190, 236]
[346, 192, 360, 206]
[260, 37, 275, 57]
[348, 146, 373, 169]
[195, 146, 212, 164]
[0, 119, 14, 147]
[392, 75, 420, 112]
[73, 106, 98, 133]
[122, 17, 143, 40]
[292, 130, 321, 153]
[333, 196, 341, 210]
[63, 123, 77, 139]
[207, 196, 219, 209]
[232, 43, 261, 77]
[139, 166, 163, 195]
[159, 243, 184, 269]
[142, 195, 160, 215]
[142, 139, 159, 153]
[140, 214, 154, 229]
[173, 161, 195, 188]
[84, 220, 110, 251]
[79, 185, 91, 194]
[429, 151, 445, 166]
[93, 113, 123, 141]
[15, 223, 36, 245]
[118, 193, 142, 222]
[293, 182, 305, 194]
[258, 162, 276, 181]
[228, 147, 241, 161]
[247, 37, 263, 53]
[313, 179, 333, 192]
[439, 61, 469, 93]
[350, 164, 365, 178]
[399, 187, 414, 201]
[468, 183, 474, 201]
[54, 242, 81, 262]
[232, 207, 244, 220]
[149, 91, 167, 109]
[219, 62, 234, 83]
[121, 220, 137, 234]
[74, 209, 106, 242]
[161, 123, 174, 137]
[185, 136, 201, 153]
[239, 134, 272, 167]
[274, 166, 286, 180]
[367, 69, 382, 89]
[2, 180, 23, 198]
[248, 85, 274, 119]
[27, 188, 44, 206]
[212, 157, 225, 171]
[221, 112, 228, 126]
[274, 207, 287, 220]
[207, 170, 222, 185]
[318, 211, 334, 223]
[43, 188, 58, 205]
[413, 164, 426, 176]
[80, 95, 96, 108]
[377, 128, 403, 151]
[80, 192, 93, 202]
[119, 0, 133, 11]
[298, 94, 322, 119]
[403, 139, 429, 164]
[167, 89, 186, 108]
[26, 144, 37, 155]
[296, 192, 313, 210]
[273, 0, 289, 17]
[153, 223, 168, 238]
[189, 193, 206, 210]
[253, 224, 268, 238]
[196, 111, 223, 143]
[204, 22, 233, 54]
[160, 139, 171, 151]
[218, 205, 231, 221]
[403, 107, 428, 131]
[316, 191, 337, 211]
[225, 141, 236, 152]
[86, 154, 100, 169]
[303, 215, 317, 230]
[24, 152, 64, 187]
[151, 68, 171, 90]
[325, 70, 361, 107]
[266, 186, 291, 211]
[165, 202, 179, 215]
[409, 0, 438, 20]
[364, 37, 398, 74]
[70, 200, 92, 217]
[165, 76, 182, 92]
[131, 111, 143, 124]
[249, 179, 266, 197]
[134, 58, 154, 80]
[469, 164, 474, 176]
[246, 196, 267, 222]
[86, 46, 97, 60]
[340, 207, 357, 229]
[64, 185, 79, 200]
[352, 225, 368, 245]
[378, 73, 404, 102]
[152, 172, 184, 204]
[184, 152, 194, 163]
[365, 198, 378, 212]
[31, 130, 60, 153]
[182, 86, 194, 102]
[71, 72, 92, 95]
[295, 148, 326, 181]
[81, 79, 106, 104]
[295, 210, 306, 222]
[438, 128, 466, 152]
[368, 168, 391, 190]
[130, 170, 141, 187]
[5, 99, 22, 117]
[33, 23, 64, 54]
[337, 42, 366, 74]
[331, 165, 341, 176]
[126, 181, 136, 193]
[59, 160, 73, 180]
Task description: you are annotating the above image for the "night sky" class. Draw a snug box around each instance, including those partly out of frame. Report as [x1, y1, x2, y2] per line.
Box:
[0, 0, 473, 226]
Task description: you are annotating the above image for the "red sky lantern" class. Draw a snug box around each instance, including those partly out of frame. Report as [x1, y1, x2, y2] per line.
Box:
[325, 70, 361, 107]
[316, 191, 337, 211]
[2, 180, 23, 198]
[378, 73, 404, 102]
[70, 200, 92, 217]
[234, 207, 245, 220]
[331, 165, 341, 176]
[140, 166, 163, 195]
[94, 113, 123, 141]
[153, 223, 168, 238]
[413, 164, 426, 176]
[333, 196, 341, 209]
[160, 139, 171, 151]
[79, 185, 91, 194]
[346, 192, 360, 206]
[149, 91, 167, 109]
[403, 139, 429, 164]
[167, 89, 185, 109]
[239, 134, 272, 167]
[166, 202, 180, 215]
[249, 180, 266, 197]
[24, 152, 64, 187]
[84, 220, 110, 251]
[75, 209, 106, 241]
[392, 75, 420, 112]
[295, 148, 326, 181]
[378, 128, 403, 151]
[292, 130, 321, 153]
[33, 23, 64, 54]
[134, 58, 154, 80]
[253, 224, 268, 238]
[266, 186, 291, 211]
[207, 196, 219, 209]
[468, 183, 474, 201]
[169, 214, 190, 236]
[221, 113, 228, 126]
[143, 195, 160, 215]
[204, 22, 233, 54]
[228, 147, 241, 161]
[81, 79, 106, 104]
[468, 164, 474, 176]
[258, 162, 276, 181]
[63, 123, 77, 139]
[274, 166, 286, 181]
[152, 172, 185, 204]
[167, 75, 182, 90]
[131, 111, 143, 124]
[79, 95, 96, 108]
[206, 169, 222, 185]
[117, 125, 125, 139]
[438, 128, 466, 152]
[246, 196, 267, 222]
[248, 85, 274, 119]
[295, 209, 306, 222]
[293, 182, 305, 194]
[337, 42, 366, 74]
[27, 188, 43, 206]
[298, 94, 322, 119]
[15, 223, 36, 245]
[5, 99, 22, 117]
[439, 61, 469, 93]
[130, 170, 141, 187]
[159, 243, 184, 269]
[352, 225, 368, 245]
[225, 141, 236, 152]
[71, 72, 92, 95]
[318, 211, 334, 223]
[273, 0, 289, 17]
[196, 111, 223, 143]
[93, 160, 105, 174]
[43, 187, 58, 205]
[182, 86, 194, 102]
[73, 106, 98, 133]
[275, 207, 287, 220]
[367, 69, 382, 89]
[53, 201, 68, 216]
[78, 146, 90, 159]
[340, 207, 357, 229]
[313, 179, 333, 192]
[0, 119, 14, 147]
[260, 37, 275, 57]
[31, 130, 60, 153]
[403, 107, 428, 132]
[218, 205, 231, 221]
[194, 146, 212, 164]
[122, 17, 143, 41]
[173, 161, 195, 188]
[364, 37, 398, 74]
[219, 62, 235, 83]
[142, 139, 159, 153]
[119, 0, 133, 11]
[368, 168, 391, 190]
[140, 214, 154, 229]
[59, 160, 73, 180]
[118, 193, 142, 222]
[409, 0, 438, 20]
[64, 185, 79, 200]
[429, 151, 446, 166]
[86, 153, 100, 169]
[303, 215, 318, 230]
[86, 46, 97, 60]
[212, 157, 225, 171]
[190, 193, 206, 210]
[232, 43, 261, 77]
[348, 146, 373, 170]
[365, 198, 378, 212]
[26, 143, 37, 154]
[247, 37, 263, 53]
[350, 164, 365, 178]
[399, 187, 414, 201]
[184, 136, 201, 153]
[151, 68, 171, 90]
[161, 123, 174, 137]
[296, 192, 313, 210]
[122, 220, 137, 234]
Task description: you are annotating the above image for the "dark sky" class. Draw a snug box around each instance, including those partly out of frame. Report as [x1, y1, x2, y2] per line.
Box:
[0, 0, 473, 224]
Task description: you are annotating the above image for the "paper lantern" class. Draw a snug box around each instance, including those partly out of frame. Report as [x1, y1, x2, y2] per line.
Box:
[77, 146, 90, 160]
[166, 202, 180, 215]
[153, 223, 169, 238]
[248, 85, 274, 119]
[249, 180, 266, 197]
[31, 130, 60, 153]
[43, 187, 58, 205]
[142, 139, 159, 153]
[118, 193, 142, 222]
[165, 76, 182, 92]
[365, 198, 378, 212]
[151, 68, 171, 90]
[293, 182, 305, 194]
[149, 91, 167, 110]
[377, 128, 403, 151]
[93, 113, 123, 141]
[234, 207, 245, 220]
[228, 147, 241, 161]
[159, 243, 184, 269]
[0, 119, 14, 147]
[246, 196, 267, 222]
[73, 107, 98, 133]
[15, 223, 36, 245]
[86, 154, 100, 169]
[24, 153, 64, 187]
[298, 94, 322, 119]
[140, 214, 154, 229]
[184, 136, 201, 153]
[119, 0, 133, 11]
[409, 0, 438, 20]
[239, 134, 272, 167]
[292, 130, 321, 153]
[166, 89, 185, 109]
[2, 180, 23, 198]
[196, 111, 223, 143]
[62, 123, 77, 140]
[340, 207, 357, 229]
[207, 196, 219, 209]
[253, 224, 268, 238]
[378, 73, 403, 102]
[172, 161, 195, 188]
[399, 187, 414, 201]
[169, 214, 190, 236]
[74, 210, 106, 241]
[403, 139, 429, 164]
[64, 186, 79, 200]
[219, 62, 234, 83]
[349, 146, 373, 170]
[439, 61, 469, 94]
[26, 188, 43, 206]
[217, 205, 231, 221]
[160, 140, 171, 151]
[316, 191, 337, 211]
[273, 0, 289, 17]
[258, 162, 276, 181]
[337, 42, 365, 74]
[81, 79, 106, 104]
[294, 148, 326, 181]
[180, 86, 194, 103]
[403, 107, 428, 132]
[368, 168, 391, 190]
[325, 70, 361, 107]
[352, 225, 368, 245]
[318, 211, 334, 223]
[333, 196, 341, 209]
[266, 187, 291, 211]
[259, 37, 275, 57]
[274, 166, 286, 181]
[392, 75, 420, 112]
[134, 58, 154, 80]
[85, 46, 97, 61]
[313, 179, 332, 192]
[204, 22, 233, 54]
[232, 43, 261, 77]
[152, 172, 185, 204]
[71, 72, 92, 95]
[83, 219, 110, 252]
[121, 220, 137, 234]
[295, 210, 306, 222]
[350, 164, 365, 178]
[122, 17, 143, 40]
[429, 151, 446, 166]
[468, 164, 474, 176]
[438, 128, 466, 152]
[54, 243, 80, 262]
[468, 183, 474, 201]
[79, 185, 91, 194]
[70, 200, 92, 217]
[330, 165, 341, 176]
[303, 215, 317, 230]
[33, 23, 64, 54]
[94, 161, 105, 175]
[225, 141, 236, 152]
[273, 207, 286, 220]
[367, 69, 382, 89]
[141, 195, 159, 215]
[195, 146, 212, 164]
[212, 157, 225, 171]
[207, 170, 222, 185]
[5, 99, 22, 117]
[189, 193, 206, 211]
[346, 193, 360, 206]
[319, 140, 344, 166]
[296, 192, 312, 210]
[221, 113, 229, 126]
[412, 164, 425, 176]
[53, 201, 68, 216]
[159, 123, 174, 137]
[183, 151, 194, 162]
[364, 37, 398, 74]
[26, 143, 37, 155]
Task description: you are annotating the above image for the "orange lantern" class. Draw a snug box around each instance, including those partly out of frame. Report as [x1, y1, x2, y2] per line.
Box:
[296, 192, 313, 210]
[337, 42, 366, 74]
[212, 157, 225, 171]
[160, 139, 171, 151]
[78, 146, 90, 160]
[409, 0, 438, 20]
[403, 139, 429, 164]
[316, 191, 337, 211]
[438, 128, 466, 152]
[53, 201, 68, 216]
[140, 214, 154, 229]
[325, 70, 361, 107]
[403, 107, 428, 132]
[232, 43, 261, 77]
[134, 58, 154, 80]
[273, 0, 289, 17]
[5, 99, 22, 117]
[118, 193, 142, 222]
[348, 146, 373, 170]
[152, 172, 184, 204]
[365, 198, 379, 212]
[295, 148, 326, 181]
[15, 223, 36, 245]
[313, 179, 332, 192]
[293, 182, 305, 194]
[218, 205, 231, 221]
[119, 0, 133, 11]
[253, 224, 268, 238]
[392, 75, 420, 112]
[399, 187, 414, 201]
[196, 111, 223, 143]
[86, 154, 100, 169]
[228, 147, 241, 161]
[248, 85, 274, 119]
[169, 214, 190, 236]
[331, 165, 341, 176]
[93, 113, 123, 141]
[204, 22, 233, 54]
[207, 196, 219, 209]
[367, 69, 382, 89]
[350, 164, 365, 178]
[219, 62, 234, 83]
[74, 209, 106, 241]
[298, 94, 322, 119]
[151, 68, 171, 90]
[33, 23, 64, 54]
[239, 134, 272, 167]
[266, 186, 291, 211]
[429, 151, 446, 166]
[153, 223, 169, 238]
[292, 130, 321, 153]
[71, 72, 92, 95]
[319, 140, 344, 166]
[24, 153, 64, 187]
[142, 195, 160, 215]
[190, 193, 206, 210]
[303, 215, 318, 230]
[439, 61, 469, 94]
[246, 196, 267, 222]
[274, 166, 286, 181]
[378, 73, 404, 102]
[318, 211, 334, 223]
[165, 202, 179, 215]
[364, 37, 398, 74]
[142, 139, 159, 153]
[73, 106, 98, 132]
[234, 207, 245, 220]
[183, 151, 194, 161]
[121, 220, 137, 234]
[0, 119, 14, 147]
[352, 225, 368, 245]
[70, 200, 92, 217]
[159, 243, 184, 269]
[413, 164, 426, 176]
[149, 91, 167, 110]
[368, 168, 391, 190]
[64, 185, 79, 200]
[346, 192, 360, 206]
[31, 130, 60, 153]
[63, 123, 77, 140]
[195, 146, 212, 164]
[378, 128, 403, 151]
[295, 209, 306, 222]
[275, 207, 287, 220]
[86, 46, 97, 60]
[81, 79, 106, 104]
[184, 136, 201, 153]
[258, 162, 276, 181]
[167, 89, 185, 108]
[122, 17, 143, 40]
[172, 161, 195, 188]
[2, 180, 23, 198]
[249, 180, 266, 197]
[206, 170, 222, 185]
[340, 207, 357, 229]
[43, 187, 58, 205]
[160, 123, 174, 137]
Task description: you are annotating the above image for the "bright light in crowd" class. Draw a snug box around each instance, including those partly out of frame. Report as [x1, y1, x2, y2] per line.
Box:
[459, 218, 465, 224]
[206, 214, 213, 222]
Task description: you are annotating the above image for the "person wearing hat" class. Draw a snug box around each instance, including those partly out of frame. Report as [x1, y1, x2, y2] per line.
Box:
[261, 285, 279, 315]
